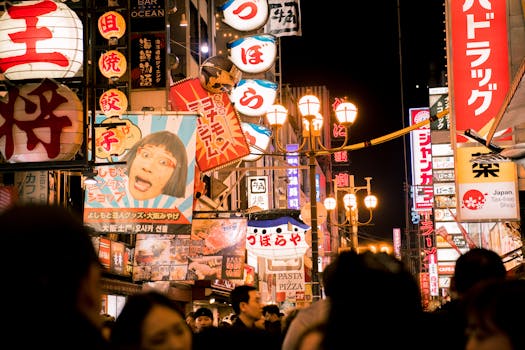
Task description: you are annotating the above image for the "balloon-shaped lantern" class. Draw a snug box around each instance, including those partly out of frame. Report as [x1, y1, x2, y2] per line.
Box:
[98, 10, 126, 45]
[0, 0, 83, 80]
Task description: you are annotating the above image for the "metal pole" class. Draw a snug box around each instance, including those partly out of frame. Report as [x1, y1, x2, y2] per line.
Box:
[308, 152, 320, 301]
[349, 175, 359, 251]
[351, 206, 359, 251]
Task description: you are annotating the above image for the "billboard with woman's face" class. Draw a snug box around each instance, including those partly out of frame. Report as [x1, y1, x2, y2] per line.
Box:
[84, 112, 198, 235]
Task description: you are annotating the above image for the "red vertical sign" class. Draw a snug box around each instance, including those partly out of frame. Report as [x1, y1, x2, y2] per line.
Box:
[449, 0, 510, 142]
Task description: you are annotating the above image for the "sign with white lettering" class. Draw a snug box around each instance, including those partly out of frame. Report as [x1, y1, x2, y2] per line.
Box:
[130, 0, 165, 32]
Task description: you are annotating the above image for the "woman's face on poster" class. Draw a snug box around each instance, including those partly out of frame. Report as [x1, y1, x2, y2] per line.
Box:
[128, 144, 177, 200]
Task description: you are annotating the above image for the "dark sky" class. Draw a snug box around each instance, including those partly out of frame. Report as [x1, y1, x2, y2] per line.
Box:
[280, 1, 446, 243]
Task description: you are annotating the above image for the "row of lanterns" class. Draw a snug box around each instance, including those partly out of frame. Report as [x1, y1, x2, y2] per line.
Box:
[97, 9, 128, 118]
[0, 1, 130, 163]
[195, 0, 279, 162]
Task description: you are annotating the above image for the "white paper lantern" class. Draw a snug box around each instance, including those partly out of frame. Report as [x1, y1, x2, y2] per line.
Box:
[0, 79, 83, 162]
[230, 79, 277, 116]
[240, 122, 271, 162]
[0, 0, 83, 80]
[227, 34, 276, 74]
[219, 0, 269, 32]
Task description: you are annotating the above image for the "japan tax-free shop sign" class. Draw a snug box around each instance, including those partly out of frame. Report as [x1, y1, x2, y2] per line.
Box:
[83, 113, 198, 235]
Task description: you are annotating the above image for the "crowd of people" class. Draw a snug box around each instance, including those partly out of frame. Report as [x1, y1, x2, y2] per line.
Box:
[2, 203, 524, 350]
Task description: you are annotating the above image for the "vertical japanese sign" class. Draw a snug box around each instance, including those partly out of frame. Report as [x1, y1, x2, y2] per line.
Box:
[409, 108, 433, 211]
[131, 32, 166, 89]
[456, 145, 519, 220]
[419, 210, 438, 308]
[393, 228, 401, 260]
[264, 0, 302, 37]
[448, 0, 510, 142]
[429, 87, 450, 131]
[286, 144, 300, 209]
[247, 175, 269, 210]
[84, 113, 198, 235]
[14, 171, 48, 203]
[331, 97, 350, 185]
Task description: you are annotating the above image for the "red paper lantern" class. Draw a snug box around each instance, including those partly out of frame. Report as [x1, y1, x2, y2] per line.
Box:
[0, 79, 83, 162]
[0, 0, 83, 80]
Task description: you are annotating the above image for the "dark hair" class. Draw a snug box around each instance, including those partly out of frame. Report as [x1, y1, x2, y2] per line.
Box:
[453, 248, 506, 295]
[111, 291, 187, 349]
[262, 304, 280, 317]
[323, 251, 423, 350]
[125, 131, 188, 197]
[194, 307, 213, 320]
[230, 285, 257, 314]
[464, 278, 525, 350]
[320, 256, 338, 297]
[1, 204, 99, 314]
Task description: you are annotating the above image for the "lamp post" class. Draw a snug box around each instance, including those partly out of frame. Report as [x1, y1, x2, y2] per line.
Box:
[266, 95, 357, 301]
[324, 175, 378, 251]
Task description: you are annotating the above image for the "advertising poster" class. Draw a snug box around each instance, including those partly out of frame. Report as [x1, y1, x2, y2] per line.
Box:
[132, 217, 247, 282]
[170, 78, 251, 172]
[84, 113, 198, 234]
[189, 218, 247, 280]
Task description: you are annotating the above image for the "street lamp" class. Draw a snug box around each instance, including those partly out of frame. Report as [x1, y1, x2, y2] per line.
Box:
[324, 175, 378, 251]
[266, 95, 357, 301]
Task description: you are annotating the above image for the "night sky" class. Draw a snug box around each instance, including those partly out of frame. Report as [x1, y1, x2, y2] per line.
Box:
[280, 1, 447, 243]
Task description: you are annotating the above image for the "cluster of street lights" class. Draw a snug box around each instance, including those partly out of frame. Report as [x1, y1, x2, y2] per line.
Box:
[324, 175, 378, 251]
[265, 93, 361, 301]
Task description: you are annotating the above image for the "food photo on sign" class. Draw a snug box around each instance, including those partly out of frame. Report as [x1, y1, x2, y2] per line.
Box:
[188, 217, 248, 280]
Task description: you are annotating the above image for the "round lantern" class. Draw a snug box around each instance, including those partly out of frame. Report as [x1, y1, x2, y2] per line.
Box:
[91, 117, 142, 161]
[99, 88, 128, 117]
[0, 79, 83, 162]
[219, 0, 269, 32]
[99, 50, 127, 80]
[98, 11, 126, 44]
[227, 34, 276, 74]
[0, 0, 84, 81]
[241, 122, 271, 162]
[230, 79, 277, 116]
